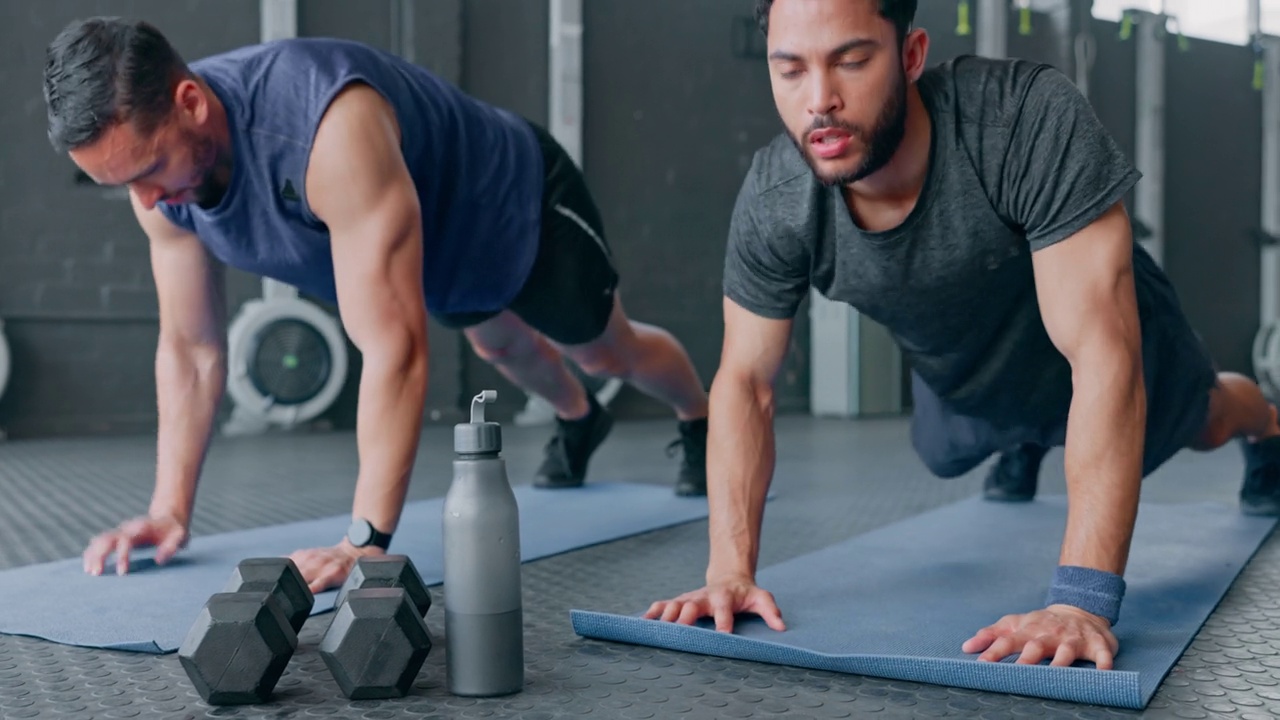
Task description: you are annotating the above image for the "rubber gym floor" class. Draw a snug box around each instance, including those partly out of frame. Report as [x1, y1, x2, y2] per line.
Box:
[0, 414, 1275, 719]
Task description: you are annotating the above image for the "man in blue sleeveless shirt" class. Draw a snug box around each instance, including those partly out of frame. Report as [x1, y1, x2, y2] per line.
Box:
[646, 0, 1280, 669]
[43, 17, 710, 592]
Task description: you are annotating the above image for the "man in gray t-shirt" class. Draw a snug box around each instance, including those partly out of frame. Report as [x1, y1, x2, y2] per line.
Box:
[646, 0, 1280, 670]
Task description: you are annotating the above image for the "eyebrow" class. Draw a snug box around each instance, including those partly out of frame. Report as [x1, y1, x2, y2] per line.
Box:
[768, 38, 879, 63]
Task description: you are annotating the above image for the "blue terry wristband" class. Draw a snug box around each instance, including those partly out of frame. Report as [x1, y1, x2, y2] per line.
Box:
[1045, 565, 1126, 626]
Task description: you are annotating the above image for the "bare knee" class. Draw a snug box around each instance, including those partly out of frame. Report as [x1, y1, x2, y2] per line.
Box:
[1190, 373, 1274, 451]
[1190, 410, 1234, 451]
[465, 329, 542, 367]
[567, 342, 632, 380]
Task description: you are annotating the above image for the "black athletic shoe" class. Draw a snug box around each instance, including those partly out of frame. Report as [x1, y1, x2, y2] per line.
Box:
[982, 443, 1048, 502]
[1240, 436, 1280, 515]
[534, 393, 614, 489]
[667, 417, 708, 497]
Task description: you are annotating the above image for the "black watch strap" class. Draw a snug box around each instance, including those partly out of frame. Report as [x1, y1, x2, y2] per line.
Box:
[347, 518, 393, 550]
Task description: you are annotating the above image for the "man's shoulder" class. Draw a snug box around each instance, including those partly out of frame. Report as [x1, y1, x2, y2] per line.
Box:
[920, 55, 1061, 128]
[190, 37, 366, 71]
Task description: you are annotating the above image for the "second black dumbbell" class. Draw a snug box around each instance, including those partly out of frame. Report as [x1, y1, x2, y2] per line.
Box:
[320, 555, 434, 699]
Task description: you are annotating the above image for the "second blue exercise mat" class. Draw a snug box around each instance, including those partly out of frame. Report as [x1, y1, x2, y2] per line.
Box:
[0, 482, 710, 654]
[571, 496, 1276, 709]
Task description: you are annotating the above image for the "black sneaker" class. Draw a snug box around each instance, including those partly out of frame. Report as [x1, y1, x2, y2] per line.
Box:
[1240, 436, 1280, 516]
[533, 393, 613, 489]
[667, 417, 708, 497]
[983, 443, 1048, 502]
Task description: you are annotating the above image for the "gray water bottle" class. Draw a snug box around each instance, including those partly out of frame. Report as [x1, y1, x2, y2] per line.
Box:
[443, 390, 524, 697]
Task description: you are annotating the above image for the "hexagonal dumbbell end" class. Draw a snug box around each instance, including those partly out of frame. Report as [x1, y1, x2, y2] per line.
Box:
[222, 557, 315, 634]
[335, 554, 431, 617]
[178, 591, 299, 705]
[319, 587, 432, 699]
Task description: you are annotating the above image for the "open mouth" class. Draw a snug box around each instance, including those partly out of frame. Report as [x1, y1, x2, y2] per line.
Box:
[808, 128, 853, 160]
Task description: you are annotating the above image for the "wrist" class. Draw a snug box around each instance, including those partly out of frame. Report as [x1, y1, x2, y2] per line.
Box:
[148, 499, 190, 528]
[345, 515, 394, 550]
[339, 537, 387, 559]
[706, 561, 755, 586]
[1045, 565, 1126, 626]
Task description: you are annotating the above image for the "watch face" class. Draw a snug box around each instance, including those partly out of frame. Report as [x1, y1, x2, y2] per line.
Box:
[347, 519, 373, 547]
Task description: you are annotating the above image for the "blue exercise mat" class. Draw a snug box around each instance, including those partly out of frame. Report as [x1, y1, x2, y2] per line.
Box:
[571, 496, 1277, 709]
[0, 482, 711, 654]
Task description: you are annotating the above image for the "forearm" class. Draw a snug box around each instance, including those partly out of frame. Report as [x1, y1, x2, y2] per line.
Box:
[706, 372, 776, 583]
[1059, 346, 1146, 575]
[349, 341, 428, 535]
[152, 340, 226, 525]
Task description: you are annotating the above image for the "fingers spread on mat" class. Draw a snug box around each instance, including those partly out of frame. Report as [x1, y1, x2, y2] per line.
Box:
[962, 606, 1118, 670]
[642, 581, 786, 634]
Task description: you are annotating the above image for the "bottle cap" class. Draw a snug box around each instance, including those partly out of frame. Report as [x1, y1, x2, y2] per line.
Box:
[455, 390, 502, 454]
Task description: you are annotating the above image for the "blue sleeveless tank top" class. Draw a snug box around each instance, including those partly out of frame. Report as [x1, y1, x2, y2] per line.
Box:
[156, 38, 543, 315]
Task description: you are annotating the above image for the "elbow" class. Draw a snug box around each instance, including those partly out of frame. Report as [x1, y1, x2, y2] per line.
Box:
[365, 322, 429, 391]
[1068, 333, 1144, 399]
[711, 366, 777, 419]
[158, 334, 227, 386]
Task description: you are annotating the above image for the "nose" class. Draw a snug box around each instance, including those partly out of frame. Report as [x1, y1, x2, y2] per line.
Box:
[806, 71, 842, 118]
[130, 182, 166, 211]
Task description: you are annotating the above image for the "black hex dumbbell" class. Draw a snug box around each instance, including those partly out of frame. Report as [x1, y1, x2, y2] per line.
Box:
[179, 593, 295, 705]
[178, 557, 313, 705]
[222, 557, 315, 634]
[320, 555, 433, 699]
[334, 554, 432, 617]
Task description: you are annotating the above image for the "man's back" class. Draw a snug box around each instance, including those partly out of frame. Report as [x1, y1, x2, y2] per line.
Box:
[157, 37, 544, 315]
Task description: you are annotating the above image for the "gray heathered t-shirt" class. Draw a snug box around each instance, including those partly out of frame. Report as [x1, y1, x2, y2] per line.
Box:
[724, 56, 1160, 431]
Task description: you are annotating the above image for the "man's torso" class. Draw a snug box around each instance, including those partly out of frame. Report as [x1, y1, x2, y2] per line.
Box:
[156, 38, 545, 315]
[724, 56, 1185, 430]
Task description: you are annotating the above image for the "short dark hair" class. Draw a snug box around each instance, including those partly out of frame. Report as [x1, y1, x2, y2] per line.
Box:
[754, 0, 918, 44]
[43, 17, 189, 153]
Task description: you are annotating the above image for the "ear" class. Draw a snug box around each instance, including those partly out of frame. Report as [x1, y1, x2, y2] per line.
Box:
[901, 28, 930, 83]
[173, 77, 209, 125]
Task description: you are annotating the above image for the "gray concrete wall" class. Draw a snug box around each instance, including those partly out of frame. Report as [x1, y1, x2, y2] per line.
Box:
[0, 0, 261, 437]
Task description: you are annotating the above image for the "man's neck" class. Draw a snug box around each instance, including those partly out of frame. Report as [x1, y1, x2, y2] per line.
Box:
[843, 85, 932, 215]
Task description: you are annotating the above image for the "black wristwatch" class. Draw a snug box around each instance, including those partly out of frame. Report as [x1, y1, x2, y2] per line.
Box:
[346, 518, 393, 550]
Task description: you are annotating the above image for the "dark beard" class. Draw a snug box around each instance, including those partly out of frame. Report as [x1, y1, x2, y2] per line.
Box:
[790, 68, 908, 187]
[188, 131, 234, 209]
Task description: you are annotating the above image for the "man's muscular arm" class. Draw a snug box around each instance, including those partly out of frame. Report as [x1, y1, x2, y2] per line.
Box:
[963, 202, 1141, 669]
[291, 82, 429, 592]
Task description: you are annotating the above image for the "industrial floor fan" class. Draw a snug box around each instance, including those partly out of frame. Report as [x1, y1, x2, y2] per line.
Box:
[222, 281, 348, 435]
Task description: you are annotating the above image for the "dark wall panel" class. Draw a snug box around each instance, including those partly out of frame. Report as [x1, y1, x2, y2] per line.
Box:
[0, 0, 260, 437]
[300, 0, 394, 51]
[580, 0, 799, 418]
[916, 0, 977, 65]
[1164, 36, 1262, 375]
[461, 0, 548, 124]
[1089, 19, 1137, 165]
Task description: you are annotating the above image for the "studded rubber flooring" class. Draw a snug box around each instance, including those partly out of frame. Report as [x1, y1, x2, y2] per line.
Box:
[0, 414, 1276, 719]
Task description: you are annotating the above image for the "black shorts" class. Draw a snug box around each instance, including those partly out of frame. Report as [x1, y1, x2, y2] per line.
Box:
[434, 121, 619, 345]
[910, 313, 1219, 480]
